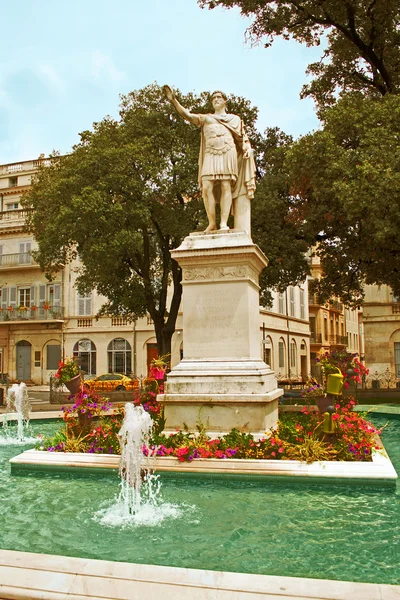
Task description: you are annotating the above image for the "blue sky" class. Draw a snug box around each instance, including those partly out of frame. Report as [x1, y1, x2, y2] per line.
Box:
[0, 0, 322, 164]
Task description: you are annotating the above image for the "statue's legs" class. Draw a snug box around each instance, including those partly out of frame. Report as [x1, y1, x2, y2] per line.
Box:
[219, 180, 233, 231]
[202, 180, 217, 232]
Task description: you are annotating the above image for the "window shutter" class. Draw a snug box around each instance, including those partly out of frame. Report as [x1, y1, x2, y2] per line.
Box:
[78, 297, 85, 316]
[53, 284, 61, 307]
[0, 245, 2, 267]
[30, 285, 36, 305]
[39, 285, 46, 304]
[9, 287, 17, 308]
[1, 288, 8, 309]
[78, 293, 92, 316]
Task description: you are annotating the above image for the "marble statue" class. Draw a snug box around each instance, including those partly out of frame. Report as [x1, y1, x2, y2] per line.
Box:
[163, 86, 256, 233]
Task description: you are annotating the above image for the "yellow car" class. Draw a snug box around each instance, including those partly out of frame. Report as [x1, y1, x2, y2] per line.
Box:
[83, 373, 139, 392]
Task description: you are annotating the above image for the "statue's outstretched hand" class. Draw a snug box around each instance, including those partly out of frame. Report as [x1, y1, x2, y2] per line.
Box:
[163, 85, 174, 102]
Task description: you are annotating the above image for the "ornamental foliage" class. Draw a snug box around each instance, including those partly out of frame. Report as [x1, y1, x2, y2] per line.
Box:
[287, 93, 400, 303]
[199, 0, 400, 112]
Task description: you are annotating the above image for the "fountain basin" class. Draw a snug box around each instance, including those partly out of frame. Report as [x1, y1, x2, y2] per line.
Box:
[10, 436, 397, 487]
[0, 548, 398, 600]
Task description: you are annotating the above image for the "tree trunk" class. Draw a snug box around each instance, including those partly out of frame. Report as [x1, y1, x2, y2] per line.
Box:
[152, 258, 182, 366]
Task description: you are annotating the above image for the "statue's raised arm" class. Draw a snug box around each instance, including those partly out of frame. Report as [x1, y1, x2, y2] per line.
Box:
[163, 86, 256, 235]
[163, 85, 200, 126]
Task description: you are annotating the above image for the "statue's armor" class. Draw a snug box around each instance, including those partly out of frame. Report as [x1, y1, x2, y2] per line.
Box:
[201, 119, 238, 182]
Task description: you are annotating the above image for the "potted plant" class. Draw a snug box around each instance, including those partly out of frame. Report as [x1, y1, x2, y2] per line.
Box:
[149, 354, 170, 380]
[301, 382, 331, 413]
[54, 357, 82, 394]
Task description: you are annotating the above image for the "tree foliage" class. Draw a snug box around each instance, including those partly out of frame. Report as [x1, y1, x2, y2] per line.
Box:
[199, 0, 400, 112]
[286, 93, 400, 304]
[252, 127, 310, 305]
[23, 84, 276, 356]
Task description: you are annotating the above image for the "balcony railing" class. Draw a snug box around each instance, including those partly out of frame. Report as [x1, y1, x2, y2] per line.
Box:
[330, 300, 344, 312]
[329, 335, 348, 346]
[310, 333, 322, 344]
[392, 303, 400, 314]
[0, 306, 64, 322]
[0, 159, 51, 175]
[0, 252, 38, 268]
[0, 209, 33, 222]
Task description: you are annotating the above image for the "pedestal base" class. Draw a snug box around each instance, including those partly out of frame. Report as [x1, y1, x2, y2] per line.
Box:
[162, 231, 282, 434]
[159, 359, 283, 433]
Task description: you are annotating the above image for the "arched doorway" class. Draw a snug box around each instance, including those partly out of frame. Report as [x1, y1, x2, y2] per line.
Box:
[16, 340, 31, 381]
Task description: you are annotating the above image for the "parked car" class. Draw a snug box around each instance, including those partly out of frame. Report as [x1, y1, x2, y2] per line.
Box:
[83, 373, 139, 392]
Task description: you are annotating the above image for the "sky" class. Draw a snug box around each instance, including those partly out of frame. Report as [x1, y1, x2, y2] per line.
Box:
[0, 0, 322, 165]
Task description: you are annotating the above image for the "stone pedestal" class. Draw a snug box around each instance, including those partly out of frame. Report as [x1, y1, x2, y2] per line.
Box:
[158, 230, 282, 433]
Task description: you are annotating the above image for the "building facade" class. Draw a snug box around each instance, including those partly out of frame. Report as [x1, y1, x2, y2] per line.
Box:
[361, 284, 400, 385]
[0, 157, 310, 384]
[308, 253, 360, 378]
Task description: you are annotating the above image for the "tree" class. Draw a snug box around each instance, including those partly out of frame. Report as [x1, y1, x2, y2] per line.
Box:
[286, 93, 400, 304]
[199, 0, 400, 112]
[23, 84, 261, 358]
[252, 127, 310, 306]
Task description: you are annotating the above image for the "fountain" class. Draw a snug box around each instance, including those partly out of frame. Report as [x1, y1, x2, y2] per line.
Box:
[96, 403, 182, 527]
[0, 382, 35, 444]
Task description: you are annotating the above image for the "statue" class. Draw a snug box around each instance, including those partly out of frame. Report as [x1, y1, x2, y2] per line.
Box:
[163, 86, 256, 234]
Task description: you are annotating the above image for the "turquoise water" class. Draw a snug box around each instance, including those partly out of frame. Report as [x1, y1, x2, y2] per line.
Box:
[0, 416, 399, 585]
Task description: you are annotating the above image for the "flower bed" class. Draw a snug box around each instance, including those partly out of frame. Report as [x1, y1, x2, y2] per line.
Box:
[36, 381, 384, 464]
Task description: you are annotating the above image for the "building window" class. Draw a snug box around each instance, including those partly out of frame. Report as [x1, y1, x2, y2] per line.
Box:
[278, 293, 285, 314]
[78, 293, 92, 316]
[289, 287, 295, 317]
[263, 337, 273, 368]
[18, 288, 31, 308]
[300, 289, 305, 320]
[73, 339, 96, 375]
[19, 241, 31, 264]
[395, 343, 400, 378]
[108, 338, 131, 374]
[290, 340, 297, 368]
[278, 339, 285, 369]
[324, 316, 328, 341]
[8, 176, 18, 187]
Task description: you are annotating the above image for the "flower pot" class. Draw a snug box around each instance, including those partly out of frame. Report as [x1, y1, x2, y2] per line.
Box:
[151, 367, 166, 380]
[315, 395, 332, 414]
[65, 374, 82, 394]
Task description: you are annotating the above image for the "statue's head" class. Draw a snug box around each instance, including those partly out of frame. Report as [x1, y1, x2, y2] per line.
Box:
[211, 90, 227, 109]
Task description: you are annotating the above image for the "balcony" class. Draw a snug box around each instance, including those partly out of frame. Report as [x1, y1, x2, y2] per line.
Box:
[310, 333, 322, 344]
[329, 300, 344, 312]
[0, 209, 32, 221]
[0, 159, 51, 175]
[0, 209, 33, 233]
[0, 252, 38, 269]
[0, 306, 64, 322]
[392, 303, 400, 314]
[329, 335, 348, 346]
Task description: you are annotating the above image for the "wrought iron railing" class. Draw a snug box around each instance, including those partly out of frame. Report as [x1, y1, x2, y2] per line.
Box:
[0, 306, 64, 322]
[310, 333, 322, 343]
[329, 335, 348, 345]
